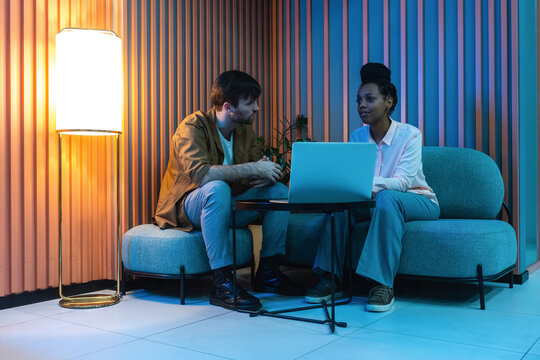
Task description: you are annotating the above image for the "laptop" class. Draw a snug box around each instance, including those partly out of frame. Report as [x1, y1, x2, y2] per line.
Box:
[285, 142, 376, 203]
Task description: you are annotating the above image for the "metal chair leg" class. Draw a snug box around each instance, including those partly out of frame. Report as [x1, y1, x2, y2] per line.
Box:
[477, 264, 485, 310]
[180, 266, 186, 305]
[121, 263, 126, 296]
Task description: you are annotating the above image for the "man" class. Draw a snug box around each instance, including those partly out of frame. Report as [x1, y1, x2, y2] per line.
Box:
[154, 70, 304, 311]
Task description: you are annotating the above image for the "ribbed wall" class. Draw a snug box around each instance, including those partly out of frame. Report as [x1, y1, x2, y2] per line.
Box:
[0, 0, 122, 297]
[122, 0, 272, 228]
[270, 0, 539, 271]
[1, 0, 539, 297]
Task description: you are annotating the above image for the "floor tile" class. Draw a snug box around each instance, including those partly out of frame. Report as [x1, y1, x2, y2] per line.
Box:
[299, 329, 523, 360]
[527, 338, 540, 356]
[523, 355, 540, 360]
[366, 302, 540, 353]
[0, 308, 42, 327]
[14, 298, 73, 317]
[147, 310, 357, 360]
[479, 285, 540, 316]
[51, 296, 229, 338]
[0, 317, 133, 360]
[74, 339, 230, 359]
[256, 294, 414, 329]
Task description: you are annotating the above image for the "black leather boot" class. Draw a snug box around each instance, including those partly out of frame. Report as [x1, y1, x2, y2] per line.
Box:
[254, 256, 305, 296]
[209, 266, 262, 311]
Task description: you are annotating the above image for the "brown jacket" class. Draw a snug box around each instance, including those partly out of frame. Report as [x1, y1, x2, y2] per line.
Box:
[153, 108, 261, 230]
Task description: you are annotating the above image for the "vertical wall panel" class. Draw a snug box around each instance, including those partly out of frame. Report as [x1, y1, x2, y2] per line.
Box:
[0, 0, 118, 296]
[122, 0, 272, 235]
[10, 0, 24, 293]
[510, 0, 520, 268]
[457, 0, 464, 147]
[2, 0, 539, 298]
[0, 0, 11, 296]
[417, 0, 424, 135]
[270, 0, 539, 273]
[400, 0, 406, 124]
[438, 0, 445, 146]
[500, 0, 509, 221]
[342, 0, 348, 140]
[538, 0, 540, 262]
[323, 0, 329, 142]
[488, 0, 496, 159]
[475, 0, 482, 151]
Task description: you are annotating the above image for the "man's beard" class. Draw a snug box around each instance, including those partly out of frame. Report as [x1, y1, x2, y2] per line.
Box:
[231, 116, 254, 125]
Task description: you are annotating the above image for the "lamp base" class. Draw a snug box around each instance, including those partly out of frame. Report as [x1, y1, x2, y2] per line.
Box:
[59, 293, 121, 309]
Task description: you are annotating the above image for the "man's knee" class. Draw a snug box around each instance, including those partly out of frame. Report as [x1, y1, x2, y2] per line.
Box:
[201, 180, 231, 205]
[269, 182, 289, 198]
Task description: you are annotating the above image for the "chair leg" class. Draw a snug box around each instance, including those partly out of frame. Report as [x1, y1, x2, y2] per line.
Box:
[477, 264, 485, 310]
[180, 266, 185, 305]
[250, 255, 255, 287]
[121, 262, 126, 296]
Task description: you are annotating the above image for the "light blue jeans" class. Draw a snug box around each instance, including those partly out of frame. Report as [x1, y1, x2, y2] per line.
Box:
[184, 180, 289, 270]
[314, 190, 440, 287]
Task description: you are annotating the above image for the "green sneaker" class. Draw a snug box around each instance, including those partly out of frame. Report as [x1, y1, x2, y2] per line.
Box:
[305, 274, 342, 304]
[366, 285, 394, 312]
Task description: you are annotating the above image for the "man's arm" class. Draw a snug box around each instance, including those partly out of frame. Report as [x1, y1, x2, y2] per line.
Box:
[201, 158, 282, 185]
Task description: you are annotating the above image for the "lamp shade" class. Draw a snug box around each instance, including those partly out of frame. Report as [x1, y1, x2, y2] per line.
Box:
[56, 28, 122, 135]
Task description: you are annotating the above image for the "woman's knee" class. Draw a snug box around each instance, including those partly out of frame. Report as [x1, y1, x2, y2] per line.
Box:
[374, 190, 401, 210]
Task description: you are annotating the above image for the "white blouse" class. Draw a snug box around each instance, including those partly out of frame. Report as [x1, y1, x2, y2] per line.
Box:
[349, 119, 438, 205]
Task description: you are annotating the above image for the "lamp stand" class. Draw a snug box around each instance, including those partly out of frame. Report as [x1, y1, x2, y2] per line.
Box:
[58, 133, 122, 309]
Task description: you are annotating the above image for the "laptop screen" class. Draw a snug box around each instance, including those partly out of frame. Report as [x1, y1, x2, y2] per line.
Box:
[287, 142, 376, 203]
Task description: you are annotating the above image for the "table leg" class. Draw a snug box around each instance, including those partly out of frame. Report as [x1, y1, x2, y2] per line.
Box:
[232, 208, 237, 311]
[330, 212, 336, 333]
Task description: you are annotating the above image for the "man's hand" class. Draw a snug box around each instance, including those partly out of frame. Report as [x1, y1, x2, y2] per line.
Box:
[249, 178, 274, 188]
[253, 156, 282, 184]
[201, 156, 283, 186]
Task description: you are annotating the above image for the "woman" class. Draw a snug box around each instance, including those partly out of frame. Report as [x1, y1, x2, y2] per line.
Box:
[306, 63, 440, 312]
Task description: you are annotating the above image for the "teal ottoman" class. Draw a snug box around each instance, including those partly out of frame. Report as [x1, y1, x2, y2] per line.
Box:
[122, 224, 254, 304]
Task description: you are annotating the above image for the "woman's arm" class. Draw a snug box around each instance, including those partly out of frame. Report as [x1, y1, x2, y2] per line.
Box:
[372, 132, 423, 193]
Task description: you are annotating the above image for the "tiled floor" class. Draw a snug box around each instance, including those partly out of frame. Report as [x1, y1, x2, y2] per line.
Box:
[1, 270, 540, 360]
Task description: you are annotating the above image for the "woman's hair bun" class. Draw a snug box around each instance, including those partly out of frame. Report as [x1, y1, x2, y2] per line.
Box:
[360, 62, 391, 84]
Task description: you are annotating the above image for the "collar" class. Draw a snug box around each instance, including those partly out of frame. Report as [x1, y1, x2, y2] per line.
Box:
[205, 107, 225, 155]
[368, 118, 397, 146]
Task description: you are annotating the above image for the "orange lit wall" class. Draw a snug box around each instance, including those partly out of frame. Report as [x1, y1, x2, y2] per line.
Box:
[0, 0, 123, 297]
[0, 0, 273, 297]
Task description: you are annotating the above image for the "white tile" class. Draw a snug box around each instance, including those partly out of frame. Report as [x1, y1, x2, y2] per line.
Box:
[254, 294, 414, 329]
[51, 296, 229, 338]
[480, 285, 540, 316]
[366, 302, 540, 353]
[74, 339, 229, 359]
[291, 296, 414, 328]
[524, 355, 540, 360]
[0, 317, 133, 360]
[147, 310, 358, 360]
[14, 298, 73, 317]
[299, 329, 523, 360]
[528, 338, 540, 356]
[0, 308, 42, 327]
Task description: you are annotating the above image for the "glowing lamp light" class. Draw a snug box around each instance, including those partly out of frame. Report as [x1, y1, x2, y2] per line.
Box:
[56, 28, 122, 135]
[55, 28, 123, 309]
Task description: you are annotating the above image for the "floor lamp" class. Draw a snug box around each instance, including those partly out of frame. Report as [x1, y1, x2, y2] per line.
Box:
[55, 28, 123, 309]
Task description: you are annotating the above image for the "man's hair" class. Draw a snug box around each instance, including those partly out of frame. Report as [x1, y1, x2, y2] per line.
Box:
[211, 70, 261, 110]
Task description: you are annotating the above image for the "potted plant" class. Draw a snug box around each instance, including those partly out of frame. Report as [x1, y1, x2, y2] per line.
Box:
[257, 114, 311, 185]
